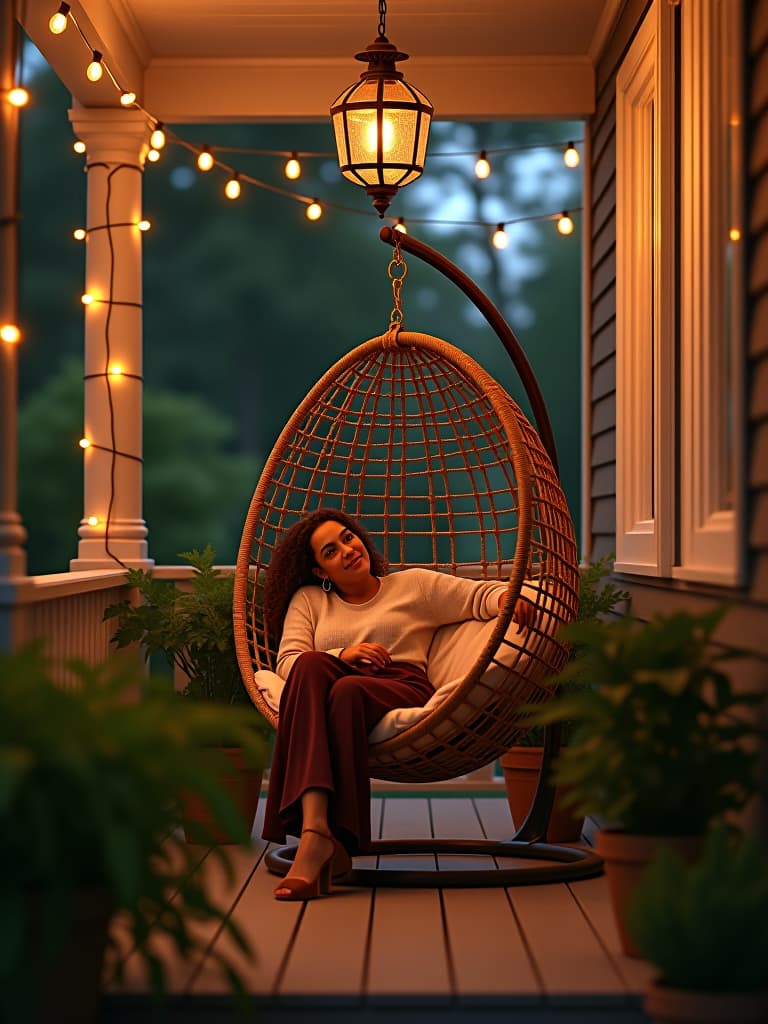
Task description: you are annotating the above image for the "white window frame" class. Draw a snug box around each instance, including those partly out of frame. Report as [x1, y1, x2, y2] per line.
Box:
[614, 0, 676, 576]
[614, 0, 744, 585]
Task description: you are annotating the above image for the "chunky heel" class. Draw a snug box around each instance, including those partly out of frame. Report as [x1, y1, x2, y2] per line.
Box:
[273, 826, 345, 901]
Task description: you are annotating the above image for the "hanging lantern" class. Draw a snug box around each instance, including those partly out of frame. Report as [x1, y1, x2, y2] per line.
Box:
[330, 0, 433, 217]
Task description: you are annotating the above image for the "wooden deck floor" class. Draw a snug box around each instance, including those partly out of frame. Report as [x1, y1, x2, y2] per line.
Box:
[104, 795, 656, 1023]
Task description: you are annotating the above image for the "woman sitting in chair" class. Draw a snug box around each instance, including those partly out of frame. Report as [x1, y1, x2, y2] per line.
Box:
[262, 508, 534, 901]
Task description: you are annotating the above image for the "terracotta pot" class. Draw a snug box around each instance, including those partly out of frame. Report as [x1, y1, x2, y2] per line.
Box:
[499, 746, 584, 843]
[644, 980, 768, 1023]
[596, 830, 704, 958]
[181, 746, 263, 844]
[25, 885, 113, 1024]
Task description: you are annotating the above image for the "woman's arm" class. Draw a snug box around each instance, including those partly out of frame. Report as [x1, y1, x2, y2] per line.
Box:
[275, 590, 319, 678]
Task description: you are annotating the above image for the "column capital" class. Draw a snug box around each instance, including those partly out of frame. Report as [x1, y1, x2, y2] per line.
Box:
[68, 107, 154, 167]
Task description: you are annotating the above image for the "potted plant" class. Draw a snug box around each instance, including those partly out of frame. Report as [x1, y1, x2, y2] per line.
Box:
[104, 546, 272, 842]
[0, 645, 268, 1023]
[627, 825, 768, 1022]
[500, 554, 629, 842]
[526, 604, 765, 955]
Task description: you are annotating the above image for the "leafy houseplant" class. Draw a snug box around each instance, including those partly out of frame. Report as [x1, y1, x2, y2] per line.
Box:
[500, 555, 628, 840]
[627, 826, 768, 1022]
[0, 646, 269, 1023]
[527, 604, 765, 954]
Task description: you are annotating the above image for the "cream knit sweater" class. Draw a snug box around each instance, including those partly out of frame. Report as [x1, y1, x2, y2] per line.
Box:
[276, 568, 508, 679]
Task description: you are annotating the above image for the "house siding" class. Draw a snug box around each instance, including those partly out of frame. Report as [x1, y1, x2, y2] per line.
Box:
[587, 0, 768, 669]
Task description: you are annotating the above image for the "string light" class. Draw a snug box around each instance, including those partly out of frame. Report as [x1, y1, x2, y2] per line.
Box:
[557, 211, 575, 235]
[563, 142, 580, 168]
[197, 146, 214, 172]
[729, 227, 741, 241]
[7, 87, 30, 107]
[81, 292, 94, 305]
[146, 148, 161, 163]
[137, 219, 151, 231]
[86, 51, 104, 82]
[87, 515, 99, 526]
[150, 122, 166, 150]
[224, 174, 241, 200]
[491, 224, 509, 250]
[79, 437, 91, 449]
[475, 150, 491, 179]
[394, 217, 407, 234]
[108, 364, 123, 376]
[48, 2, 70, 34]
[305, 200, 322, 221]
[120, 90, 136, 107]
[73, 227, 86, 240]
[0, 324, 21, 344]
[73, 139, 86, 154]
[284, 153, 301, 180]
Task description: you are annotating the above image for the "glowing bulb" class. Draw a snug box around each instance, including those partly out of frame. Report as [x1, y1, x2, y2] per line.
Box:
[0, 324, 21, 344]
[729, 227, 741, 241]
[150, 123, 166, 150]
[49, 3, 70, 33]
[73, 228, 86, 241]
[86, 52, 104, 82]
[7, 87, 30, 107]
[137, 219, 151, 232]
[306, 201, 322, 222]
[81, 293, 94, 305]
[364, 116, 394, 154]
[224, 175, 241, 200]
[284, 154, 301, 180]
[108, 364, 123, 376]
[563, 142, 580, 168]
[79, 437, 91, 449]
[475, 151, 491, 179]
[492, 224, 509, 250]
[146, 148, 160, 163]
[197, 146, 214, 172]
[394, 218, 407, 234]
[120, 90, 136, 107]
[557, 212, 575, 236]
[73, 139, 86, 154]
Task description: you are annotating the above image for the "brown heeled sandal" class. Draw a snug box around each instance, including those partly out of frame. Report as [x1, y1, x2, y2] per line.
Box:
[273, 827, 350, 901]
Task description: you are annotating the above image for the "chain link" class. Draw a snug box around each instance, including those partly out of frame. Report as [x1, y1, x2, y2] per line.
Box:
[378, 0, 387, 37]
[387, 229, 407, 330]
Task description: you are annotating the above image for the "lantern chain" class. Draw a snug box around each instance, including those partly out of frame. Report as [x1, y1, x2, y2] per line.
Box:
[387, 229, 407, 331]
[378, 0, 387, 39]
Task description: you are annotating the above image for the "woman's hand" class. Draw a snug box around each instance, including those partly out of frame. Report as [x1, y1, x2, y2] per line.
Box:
[499, 592, 538, 630]
[339, 643, 392, 670]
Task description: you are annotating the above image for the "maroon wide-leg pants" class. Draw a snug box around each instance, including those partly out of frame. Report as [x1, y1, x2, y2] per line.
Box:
[262, 651, 434, 854]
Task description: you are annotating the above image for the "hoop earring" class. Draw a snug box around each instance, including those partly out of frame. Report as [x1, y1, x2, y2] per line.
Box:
[322, 577, 332, 593]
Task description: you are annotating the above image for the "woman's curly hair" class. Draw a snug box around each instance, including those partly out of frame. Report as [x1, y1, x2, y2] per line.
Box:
[262, 508, 387, 649]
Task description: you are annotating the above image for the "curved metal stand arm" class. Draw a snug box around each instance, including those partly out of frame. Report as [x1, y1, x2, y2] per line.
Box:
[379, 225, 560, 474]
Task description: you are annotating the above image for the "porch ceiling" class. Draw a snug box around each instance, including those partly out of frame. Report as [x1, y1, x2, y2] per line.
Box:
[22, 0, 621, 123]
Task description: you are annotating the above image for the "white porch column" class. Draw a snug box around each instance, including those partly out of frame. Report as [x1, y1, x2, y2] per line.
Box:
[68, 108, 154, 570]
[0, 2, 27, 579]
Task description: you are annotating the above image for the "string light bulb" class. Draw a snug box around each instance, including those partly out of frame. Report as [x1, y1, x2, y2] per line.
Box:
[87, 515, 99, 527]
[197, 146, 214, 172]
[491, 224, 509, 250]
[729, 227, 741, 241]
[7, 87, 30, 107]
[48, 3, 70, 34]
[81, 293, 94, 305]
[137, 219, 151, 232]
[73, 139, 86, 154]
[73, 228, 86, 241]
[306, 200, 322, 222]
[224, 175, 241, 200]
[475, 151, 491, 179]
[146, 148, 160, 163]
[394, 217, 407, 234]
[557, 211, 575, 235]
[284, 153, 302, 180]
[108, 364, 123, 377]
[0, 324, 21, 344]
[120, 90, 136, 107]
[86, 51, 104, 82]
[563, 142, 580, 168]
[150, 123, 166, 150]
[79, 437, 91, 449]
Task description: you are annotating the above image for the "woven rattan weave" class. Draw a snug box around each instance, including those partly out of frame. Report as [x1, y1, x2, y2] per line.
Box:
[233, 329, 579, 784]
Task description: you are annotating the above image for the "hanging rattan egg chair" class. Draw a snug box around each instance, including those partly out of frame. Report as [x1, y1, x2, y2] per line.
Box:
[233, 229, 601, 886]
